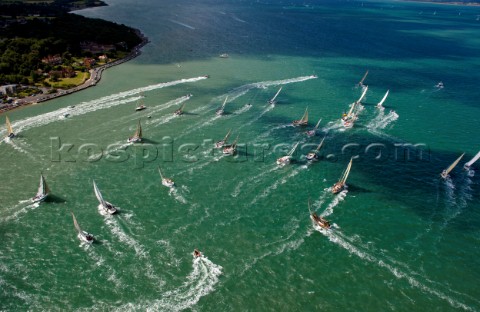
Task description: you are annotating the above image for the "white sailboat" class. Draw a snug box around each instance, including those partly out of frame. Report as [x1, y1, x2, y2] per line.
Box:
[306, 137, 325, 161]
[268, 87, 282, 105]
[308, 198, 331, 230]
[332, 157, 353, 194]
[31, 174, 49, 203]
[277, 142, 299, 166]
[71, 212, 94, 244]
[174, 102, 186, 115]
[358, 70, 368, 87]
[127, 120, 142, 143]
[292, 107, 308, 126]
[158, 166, 175, 188]
[216, 96, 228, 116]
[464, 151, 480, 170]
[5, 116, 15, 139]
[215, 129, 232, 149]
[376, 90, 389, 110]
[135, 98, 147, 111]
[306, 118, 321, 136]
[93, 180, 118, 215]
[357, 85, 369, 103]
[341, 102, 357, 128]
[441, 153, 464, 179]
[223, 136, 238, 155]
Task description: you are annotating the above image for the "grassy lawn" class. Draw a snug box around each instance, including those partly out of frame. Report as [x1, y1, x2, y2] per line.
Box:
[47, 71, 89, 89]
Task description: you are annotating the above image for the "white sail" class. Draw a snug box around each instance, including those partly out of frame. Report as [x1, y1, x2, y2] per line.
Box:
[287, 142, 300, 156]
[465, 151, 480, 169]
[346, 102, 356, 118]
[71, 212, 83, 234]
[340, 157, 353, 184]
[221, 96, 228, 110]
[223, 129, 232, 143]
[313, 118, 322, 130]
[442, 153, 464, 177]
[315, 137, 326, 153]
[6, 116, 14, 136]
[269, 87, 282, 103]
[357, 85, 368, 103]
[36, 174, 49, 198]
[377, 90, 389, 107]
[359, 70, 369, 85]
[93, 180, 107, 207]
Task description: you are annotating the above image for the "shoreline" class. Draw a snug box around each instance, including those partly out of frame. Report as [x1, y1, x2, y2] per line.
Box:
[0, 29, 149, 115]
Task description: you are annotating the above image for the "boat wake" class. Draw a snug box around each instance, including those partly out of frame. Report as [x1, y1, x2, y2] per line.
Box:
[168, 186, 188, 204]
[108, 255, 222, 311]
[0, 76, 207, 136]
[318, 229, 474, 311]
[103, 215, 148, 257]
[0, 201, 38, 223]
[367, 109, 399, 131]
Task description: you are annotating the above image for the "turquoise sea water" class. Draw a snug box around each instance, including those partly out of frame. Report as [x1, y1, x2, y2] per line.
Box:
[1, 0, 480, 310]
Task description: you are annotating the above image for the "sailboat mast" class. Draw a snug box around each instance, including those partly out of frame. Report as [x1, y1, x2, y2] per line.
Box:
[302, 108, 309, 123]
[359, 70, 369, 85]
[272, 87, 282, 101]
[313, 118, 322, 130]
[445, 153, 465, 175]
[315, 137, 326, 153]
[288, 142, 299, 156]
[223, 129, 232, 142]
[378, 90, 389, 106]
[6, 116, 13, 135]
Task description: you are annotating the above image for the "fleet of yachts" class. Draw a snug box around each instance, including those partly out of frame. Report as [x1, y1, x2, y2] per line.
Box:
[3, 70, 479, 239]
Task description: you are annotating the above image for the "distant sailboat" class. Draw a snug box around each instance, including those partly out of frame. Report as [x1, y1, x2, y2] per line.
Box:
[135, 99, 147, 111]
[93, 180, 118, 215]
[292, 107, 308, 126]
[5, 116, 15, 139]
[193, 249, 202, 258]
[158, 166, 175, 188]
[306, 118, 321, 136]
[215, 129, 232, 149]
[306, 137, 325, 161]
[441, 153, 464, 179]
[308, 198, 331, 230]
[223, 136, 238, 155]
[332, 157, 353, 194]
[376, 90, 389, 110]
[342, 86, 367, 128]
[216, 96, 228, 116]
[32, 174, 49, 203]
[277, 142, 299, 166]
[174, 102, 186, 115]
[268, 87, 282, 105]
[358, 70, 369, 87]
[127, 120, 142, 143]
[71, 212, 94, 244]
[464, 151, 480, 170]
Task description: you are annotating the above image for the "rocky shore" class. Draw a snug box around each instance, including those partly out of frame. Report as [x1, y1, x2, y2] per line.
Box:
[0, 29, 149, 114]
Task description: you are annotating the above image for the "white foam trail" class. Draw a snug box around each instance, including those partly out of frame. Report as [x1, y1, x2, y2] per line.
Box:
[1, 76, 207, 136]
[168, 187, 188, 204]
[2, 201, 38, 222]
[103, 215, 147, 257]
[250, 165, 307, 205]
[231, 14, 246, 23]
[102, 256, 222, 311]
[324, 230, 473, 311]
[169, 19, 196, 29]
[367, 110, 399, 130]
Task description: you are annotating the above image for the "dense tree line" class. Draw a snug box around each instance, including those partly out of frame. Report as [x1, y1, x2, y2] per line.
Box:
[0, 3, 142, 85]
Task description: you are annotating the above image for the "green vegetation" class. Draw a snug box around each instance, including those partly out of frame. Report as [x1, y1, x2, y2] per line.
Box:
[0, 1, 143, 88]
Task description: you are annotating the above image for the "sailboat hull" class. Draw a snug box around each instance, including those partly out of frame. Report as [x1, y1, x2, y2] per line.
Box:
[292, 120, 307, 126]
[31, 193, 48, 203]
[98, 203, 117, 215]
[310, 214, 331, 230]
[78, 232, 94, 244]
[128, 137, 142, 143]
[331, 182, 345, 194]
[276, 156, 291, 166]
[306, 153, 318, 161]
[162, 179, 175, 188]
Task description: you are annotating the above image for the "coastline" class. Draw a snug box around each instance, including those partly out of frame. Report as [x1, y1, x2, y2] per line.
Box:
[0, 29, 149, 115]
